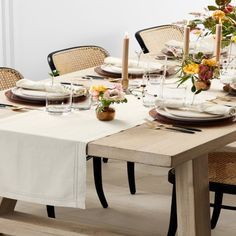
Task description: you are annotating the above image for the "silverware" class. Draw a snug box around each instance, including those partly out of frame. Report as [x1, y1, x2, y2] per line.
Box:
[156, 124, 195, 134]
[172, 125, 202, 132]
[84, 75, 105, 80]
[144, 119, 197, 134]
[0, 103, 42, 111]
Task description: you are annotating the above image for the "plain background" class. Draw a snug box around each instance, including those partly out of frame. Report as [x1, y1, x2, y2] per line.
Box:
[0, 0, 226, 80]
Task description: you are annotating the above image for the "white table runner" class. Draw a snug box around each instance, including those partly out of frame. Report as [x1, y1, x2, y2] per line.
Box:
[0, 95, 149, 208]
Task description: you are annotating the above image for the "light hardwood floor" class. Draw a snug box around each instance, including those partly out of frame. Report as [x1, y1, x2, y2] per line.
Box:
[14, 160, 236, 236]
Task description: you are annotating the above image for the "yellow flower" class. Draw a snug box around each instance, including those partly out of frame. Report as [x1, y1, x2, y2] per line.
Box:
[90, 85, 107, 93]
[212, 10, 225, 22]
[201, 58, 217, 67]
[183, 63, 199, 74]
[232, 35, 236, 43]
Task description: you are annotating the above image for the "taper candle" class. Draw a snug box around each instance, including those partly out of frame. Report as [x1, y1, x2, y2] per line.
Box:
[215, 24, 222, 63]
[183, 26, 190, 58]
[121, 32, 129, 91]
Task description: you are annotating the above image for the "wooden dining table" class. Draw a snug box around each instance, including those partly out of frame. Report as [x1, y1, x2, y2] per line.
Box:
[0, 67, 236, 236]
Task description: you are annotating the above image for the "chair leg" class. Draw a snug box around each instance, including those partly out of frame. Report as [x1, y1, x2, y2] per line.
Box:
[46, 205, 55, 218]
[167, 183, 177, 236]
[93, 156, 108, 208]
[211, 191, 223, 229]
[127, 162, 136, 194]
[103, 158, 108, 163]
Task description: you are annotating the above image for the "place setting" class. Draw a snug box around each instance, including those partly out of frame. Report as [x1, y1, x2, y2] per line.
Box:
[144, 23, 236, 128]
[4, 78, 94, 114]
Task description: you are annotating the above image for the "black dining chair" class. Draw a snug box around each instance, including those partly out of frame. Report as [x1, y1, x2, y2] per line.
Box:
[47, 45, 137, 217]
[167, 151, 236, 235]
[135, 24, 184, 54]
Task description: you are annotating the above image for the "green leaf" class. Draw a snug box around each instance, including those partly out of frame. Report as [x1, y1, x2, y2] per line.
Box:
[195, 89, 202, 94]
[215, 0, 231, 6]
[191, 85, 196, 93]
[208, 5, 219, 10]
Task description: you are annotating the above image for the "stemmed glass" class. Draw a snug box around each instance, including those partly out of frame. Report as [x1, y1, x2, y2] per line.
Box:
[141, 54, 167, 107]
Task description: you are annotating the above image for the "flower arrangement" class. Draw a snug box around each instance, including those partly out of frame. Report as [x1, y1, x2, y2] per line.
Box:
[178, 53, 219, 93]
[90, 84, 127, 112]
[188, 0, 236, 47]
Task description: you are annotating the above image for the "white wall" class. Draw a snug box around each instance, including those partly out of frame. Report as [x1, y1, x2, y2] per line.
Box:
[1, 0, 220, 80]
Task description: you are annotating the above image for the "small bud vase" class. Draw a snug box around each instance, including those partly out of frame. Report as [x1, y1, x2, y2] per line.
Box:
[96, 105, 115, 121]
[194, 79, 211, 91]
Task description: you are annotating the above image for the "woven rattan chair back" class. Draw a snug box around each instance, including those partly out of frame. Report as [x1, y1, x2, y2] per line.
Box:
[47, 46, 110, 75]
[135, 25, 184, 54]
[0, 67, 23, 90]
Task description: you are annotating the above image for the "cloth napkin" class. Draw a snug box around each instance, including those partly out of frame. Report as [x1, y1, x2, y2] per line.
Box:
[155, 99, 236, 116]
[104, 56, 164, 71]
[165, 40, 196, 50]
[16, 79, 87, 96]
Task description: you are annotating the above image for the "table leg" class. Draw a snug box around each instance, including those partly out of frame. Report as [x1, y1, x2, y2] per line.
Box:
[0, 198, 17, 215]
[175, 155, 211, 236]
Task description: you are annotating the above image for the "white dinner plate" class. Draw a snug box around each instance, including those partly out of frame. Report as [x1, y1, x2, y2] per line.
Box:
[164, 107, 223, 119]
[157, 108, 231, 122]
[11, 87, 68, 101]
[11, 87, 47, 100]
[101, 64, 146, 75]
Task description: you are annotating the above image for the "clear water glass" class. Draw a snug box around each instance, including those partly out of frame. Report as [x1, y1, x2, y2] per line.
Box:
[46, 82, 72, 115]
[142, 74, 165, 108]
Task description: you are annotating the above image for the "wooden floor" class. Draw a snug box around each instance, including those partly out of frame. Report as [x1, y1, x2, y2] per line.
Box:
[13, 160, 236, 236]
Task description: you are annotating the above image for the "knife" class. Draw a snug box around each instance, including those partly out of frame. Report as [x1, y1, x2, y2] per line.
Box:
[164, 127, 195, 134]
[85, 75, 105, 80]
[172, 125, 202, 132]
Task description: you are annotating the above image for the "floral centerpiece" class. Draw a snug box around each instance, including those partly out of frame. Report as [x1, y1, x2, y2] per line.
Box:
[90, 84, 127, 121]
[178, 53, 219, 93]
[188, 0, 236, 47]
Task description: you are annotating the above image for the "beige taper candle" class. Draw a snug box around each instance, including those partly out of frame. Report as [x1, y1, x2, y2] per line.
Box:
[215, 24, 222, 63]
[183, 26, 190, 59]
[121, 32, 129, 91]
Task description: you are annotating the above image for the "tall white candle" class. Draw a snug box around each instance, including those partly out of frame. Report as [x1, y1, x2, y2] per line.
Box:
[215, 24, 222, 63]
[183, 26, 190, 58]
[121, 32, 129, 91]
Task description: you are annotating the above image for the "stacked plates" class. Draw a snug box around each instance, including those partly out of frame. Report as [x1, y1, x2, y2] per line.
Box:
[11, 87, 47, 101]
[151, 108, 235, 125]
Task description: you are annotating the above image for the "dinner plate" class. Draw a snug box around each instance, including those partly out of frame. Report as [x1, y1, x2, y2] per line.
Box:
[11, 87, 69, 101]
[101, 64, 146, 75]
[164, 107, 223, 119]
[11, 87, 46, 101]
[157, 108, 231, 122]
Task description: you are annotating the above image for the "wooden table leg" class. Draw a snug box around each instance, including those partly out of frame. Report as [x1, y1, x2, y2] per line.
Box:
[0, 198, 17, 215]
[175, 155, 211, 236]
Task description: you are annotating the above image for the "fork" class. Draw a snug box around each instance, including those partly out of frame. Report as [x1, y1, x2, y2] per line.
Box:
[0, 104, 42, 111]
[144, 119, 196, 134]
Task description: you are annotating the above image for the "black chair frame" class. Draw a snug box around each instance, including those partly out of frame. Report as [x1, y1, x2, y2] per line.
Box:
[135, 24, 183, 54]
[47, 45, 109, 74]
[167, 169, 236, 235]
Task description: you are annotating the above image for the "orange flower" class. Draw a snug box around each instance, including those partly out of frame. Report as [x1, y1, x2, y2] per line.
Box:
[201, 58, 217, 67]
[183, 63, 199, 74]
[212, 10, 225, 22]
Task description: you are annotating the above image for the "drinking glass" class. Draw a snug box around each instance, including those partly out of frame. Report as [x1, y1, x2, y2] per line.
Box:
[220, 56, 236, 82]
[72, 85, 92, 110]
[46, 82, 72, 115]
[155, 82, 187, 109]
[142, 73, 165, 108]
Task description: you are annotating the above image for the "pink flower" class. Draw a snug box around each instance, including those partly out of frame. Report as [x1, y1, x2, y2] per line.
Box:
[103, 89, 125, 101]
[198, 64, 214, 81]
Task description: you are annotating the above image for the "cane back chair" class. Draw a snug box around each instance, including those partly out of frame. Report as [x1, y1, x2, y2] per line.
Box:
[47, 45, 109, 75]
[135, 24, 184, 54]
[0, 67, 23, 90]
[167, 151, 236, 235]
